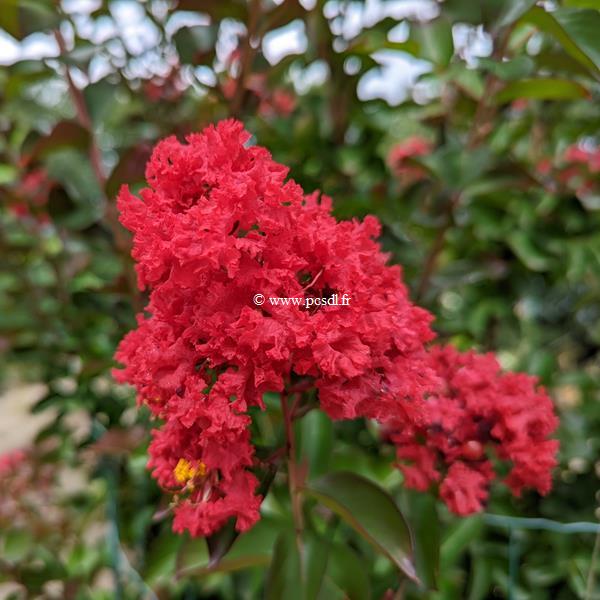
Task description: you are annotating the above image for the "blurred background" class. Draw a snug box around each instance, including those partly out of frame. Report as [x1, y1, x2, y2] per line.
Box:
[1, 0, 600, 598]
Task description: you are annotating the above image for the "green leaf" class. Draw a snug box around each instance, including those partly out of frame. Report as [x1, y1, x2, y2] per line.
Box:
[28, 121, 90, 161]
[520, 6, 600, 74]
[553, 8, 600, 71]
[0, 164, 18, 184]
[83, 78, 116, 125]
[563, 0, 600, 7]
[421, 144, 492, 190]
[494, 0, 538, 30]
[534, 49, 596, 77]
[444, 0, 536, 29]
[408, 492, 440, 590]
[507, 231, 552, 271]
[304, 471, 418, 582]
[494, 78, 589, 103]
[324, 543, 372, 600]
[262, 0, 307, 32]
[176, 0, 248, 22]
[265, 531, 303, 600]
[105, 144, 153, 199]
[178, 517, 280, 577]
[298, 409, 333, 479]
[173, 25, 218, 64]
[412, 17, 454, 67]
[478, 56, 535, 80]
[440, 516, 483, 569]
[206, 518, 238, 568]
[467, 550, 493, 600]
[0, 0, 60, 41]
[304, 530, 332, 600]
[3, 529, 33, 562]
[144, 529, 184, 586]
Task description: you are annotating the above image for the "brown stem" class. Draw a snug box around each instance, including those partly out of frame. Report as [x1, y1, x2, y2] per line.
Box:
[280, 391, 305, 576]
[230, 0, 261, 117]
[291, 401, 316, 421]
[287, 378, 315, 395]
[415, 193, 460, 301]
[467, 25, 514, 149]
[54, 28, 143, 312]
[263, 445, 287, 465]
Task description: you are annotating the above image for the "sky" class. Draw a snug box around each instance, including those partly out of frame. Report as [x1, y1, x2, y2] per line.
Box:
[0, 0, 492, 105]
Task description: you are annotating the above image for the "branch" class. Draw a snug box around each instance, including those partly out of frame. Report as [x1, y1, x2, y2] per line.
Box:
[280, 391, 305, 577]
[54, 28, 143, 312]
[415, 192, 461, 301]
[230, 0, 262, 117]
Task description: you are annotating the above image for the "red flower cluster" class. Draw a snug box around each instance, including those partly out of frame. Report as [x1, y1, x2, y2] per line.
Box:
[7, 168, 53, 224]
[0, 448, 27, 477]
[537, 142, 600, 201]
[391, 346, 559, 515]
[387, 136, 432, 184]
[0, 448, 57, 527]
[143, 67, 186, 104]
[114, 119, 437, 536]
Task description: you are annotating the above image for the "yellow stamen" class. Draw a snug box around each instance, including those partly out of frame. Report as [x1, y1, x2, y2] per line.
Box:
[173, 458, 207, 484]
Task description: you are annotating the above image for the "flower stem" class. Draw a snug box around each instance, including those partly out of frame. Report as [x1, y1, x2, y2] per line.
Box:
[280, 391, 305, 577]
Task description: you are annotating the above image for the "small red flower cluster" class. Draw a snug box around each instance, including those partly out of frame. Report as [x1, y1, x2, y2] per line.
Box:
[537, 142, 600, 201]
[114, 119, 437, 536]
[0, 448, 57, 526]
[387, 136, 432, 184]
[8, 168, 53, 224]
[392, 346, 559, 515]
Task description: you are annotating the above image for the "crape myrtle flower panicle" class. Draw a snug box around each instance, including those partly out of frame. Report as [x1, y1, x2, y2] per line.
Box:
[391, 345, 559, 516]
[387, 136, 432, 184]
[113, 119, 437, 537]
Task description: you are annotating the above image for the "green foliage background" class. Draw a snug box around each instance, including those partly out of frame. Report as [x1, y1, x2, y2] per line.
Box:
[0, 0, 599, 598]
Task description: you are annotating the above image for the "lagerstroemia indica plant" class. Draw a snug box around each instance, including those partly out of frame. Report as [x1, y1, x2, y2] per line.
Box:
[114, 120, 558, 550]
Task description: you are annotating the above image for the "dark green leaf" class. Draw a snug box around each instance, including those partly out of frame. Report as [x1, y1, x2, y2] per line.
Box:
[408, 492, 440, 590]
[440, 516, 483, 569]
[28, 121, 90, 161]
[304, 530, 332, 600]
[494, 78, 589, 103]
[106, 144, 153, 199]
[508, 231, 553, 271]
[412, 17, 454, 67]
[0, 0, 60, 41]
[3, 529, 33, 562]
[262, 0, 307, 33]
[265, 531, 303, 600]
[298, 408, 333, 479]
[176, 0, 248, 21]
[83, 78, 116, 126]
[554, 8, 600, 71]
[204, 519, 237, 568]
[324, 543, 371, 600]
[478, 56, 535, 80]
[563, 0, 600, 6]
[173, 25, 218, 64]
[144, 529, 184, 586]
[178, 517, 280, 577]
[520, 6, 600, 74]
[444, 0, 536, 29]
[304, 471, 418, 582]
